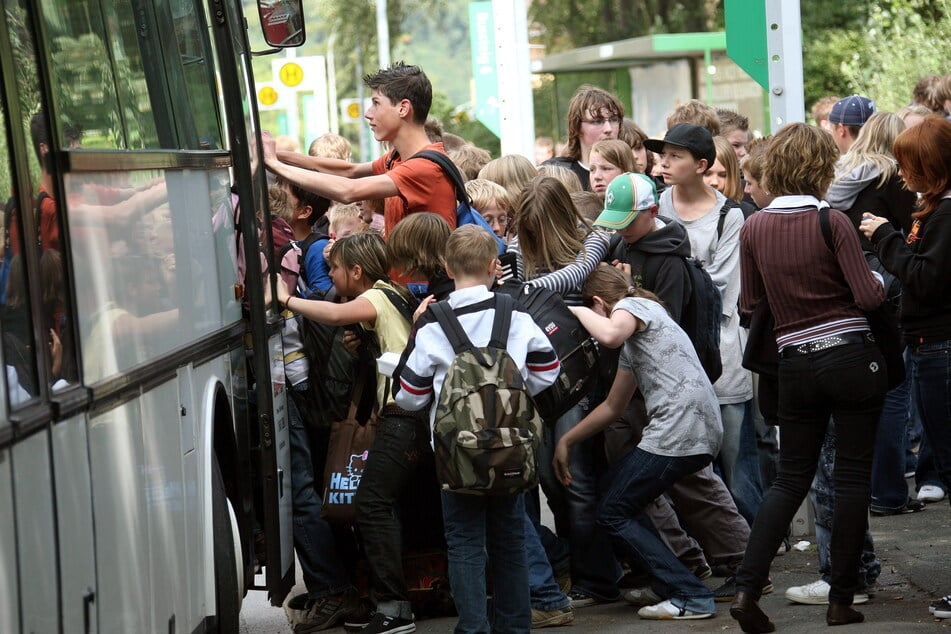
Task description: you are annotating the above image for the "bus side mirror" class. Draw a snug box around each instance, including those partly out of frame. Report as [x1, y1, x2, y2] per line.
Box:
[257, 0, 305, 48]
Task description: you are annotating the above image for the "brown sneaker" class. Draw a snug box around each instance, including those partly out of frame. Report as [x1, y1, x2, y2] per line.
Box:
[531, 606, 574, 628]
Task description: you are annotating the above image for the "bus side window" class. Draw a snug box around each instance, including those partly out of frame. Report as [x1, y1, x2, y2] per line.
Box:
[0, 130, 37, 406]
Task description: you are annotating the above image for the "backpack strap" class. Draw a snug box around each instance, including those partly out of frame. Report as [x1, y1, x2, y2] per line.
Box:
[430, 300, 475, 355]
[488, 293, 514, 350]
[716, 199, 740, 240]
[818, 207, 835, 253]
[378, 285, 418, 323]
[409, 149, 472, 208]
[384, 148, 401, 171]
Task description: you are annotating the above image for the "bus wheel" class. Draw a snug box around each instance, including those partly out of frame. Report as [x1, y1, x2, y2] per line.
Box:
[213, 457, 242, 633]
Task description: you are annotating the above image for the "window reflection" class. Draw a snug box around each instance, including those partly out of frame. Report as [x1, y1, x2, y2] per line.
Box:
[41, 0, 223, 150]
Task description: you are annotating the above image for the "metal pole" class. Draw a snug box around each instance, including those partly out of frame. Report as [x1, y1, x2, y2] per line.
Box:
[765, 0, 805, 130]
[327, 33, 339, 134]
[493, 0, 534, 158]
[356, 44, 369, 162]
[376, 0, 390, 69]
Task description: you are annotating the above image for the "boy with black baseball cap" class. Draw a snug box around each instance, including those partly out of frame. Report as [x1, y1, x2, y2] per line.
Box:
[646, 123, 760, 596]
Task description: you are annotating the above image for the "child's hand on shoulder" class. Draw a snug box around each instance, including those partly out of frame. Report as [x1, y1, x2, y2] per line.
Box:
[323, 238, 336, 261]
[413, 295, 436, 323]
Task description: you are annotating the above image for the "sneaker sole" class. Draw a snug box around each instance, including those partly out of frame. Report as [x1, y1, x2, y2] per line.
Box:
[640, 611, 714, 620]
[935, 610, 951, 619]
[784, 593, 869, 605]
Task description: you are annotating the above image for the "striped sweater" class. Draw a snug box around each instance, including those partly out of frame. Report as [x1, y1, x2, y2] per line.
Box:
[739, 196, 883, 351]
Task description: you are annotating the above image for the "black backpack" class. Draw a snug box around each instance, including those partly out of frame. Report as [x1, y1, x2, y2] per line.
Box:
[653, 256, 723, 383]
[495, 282, 600, 424]
[607, 209, 728, 384]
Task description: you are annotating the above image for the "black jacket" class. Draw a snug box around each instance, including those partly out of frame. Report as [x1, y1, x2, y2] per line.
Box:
[872, 198, 951, 343]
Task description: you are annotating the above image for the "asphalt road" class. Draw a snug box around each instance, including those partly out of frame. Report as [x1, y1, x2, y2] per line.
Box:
[240, 483, 951, 633]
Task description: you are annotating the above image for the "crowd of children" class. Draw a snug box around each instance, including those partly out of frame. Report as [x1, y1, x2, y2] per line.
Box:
[260, 62, 951, 634]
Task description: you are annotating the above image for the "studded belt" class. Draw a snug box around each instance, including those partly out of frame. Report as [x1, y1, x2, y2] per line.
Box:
[780, 332, 870, 358]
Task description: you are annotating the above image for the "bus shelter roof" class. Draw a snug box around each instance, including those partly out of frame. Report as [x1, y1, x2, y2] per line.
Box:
[530, 31, 726, 74]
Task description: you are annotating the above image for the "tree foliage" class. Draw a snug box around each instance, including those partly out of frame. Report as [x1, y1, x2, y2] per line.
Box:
[529, 0, 721, 52]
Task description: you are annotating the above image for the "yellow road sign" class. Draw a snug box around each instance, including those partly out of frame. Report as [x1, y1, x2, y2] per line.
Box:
[279, 61, 304, 87]
[346, 101, 361, 119]
[259, 85, 279, 106]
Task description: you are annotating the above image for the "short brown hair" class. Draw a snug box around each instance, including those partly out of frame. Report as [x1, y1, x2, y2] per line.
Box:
[912, 75, 943, 112]
[740, 135, 771, 182]
[762, 123, 838, 199]
[717, 108, 749, 138]
[364, 62, 432, 124]
[449, 144, 492, 181]
[667, 100, 720, 136]
[810, 96, 839, 126]
[387, 212, 450, 279]
[445, 224, 498, 278]
[590, 139, 635, 174]
[570, 191, 603, 222]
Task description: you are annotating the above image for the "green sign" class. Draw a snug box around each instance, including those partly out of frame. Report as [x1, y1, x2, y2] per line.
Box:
[468, 2, 500, 138]
[725, 0, 768, 89]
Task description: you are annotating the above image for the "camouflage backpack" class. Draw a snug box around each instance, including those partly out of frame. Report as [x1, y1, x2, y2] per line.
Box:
[428, 293, 541, 495]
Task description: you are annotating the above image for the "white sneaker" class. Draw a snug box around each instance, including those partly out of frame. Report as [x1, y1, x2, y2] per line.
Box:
[784, 579, 869, 605]
[637, 599, 713, 620]
[917, 484, 947, 503]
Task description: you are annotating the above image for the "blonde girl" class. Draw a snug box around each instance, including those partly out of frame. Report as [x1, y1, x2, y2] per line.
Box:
[703, 136, 744, 202]
[507, 175, 615, 606]
[509, 176, 606, 303]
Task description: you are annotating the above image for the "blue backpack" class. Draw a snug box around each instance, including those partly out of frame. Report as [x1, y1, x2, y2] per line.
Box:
[402, 149, 506, 254]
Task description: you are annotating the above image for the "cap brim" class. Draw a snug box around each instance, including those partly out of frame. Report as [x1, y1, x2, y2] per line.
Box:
[643, 138, 667, 154]
[594, 208, 641, 230]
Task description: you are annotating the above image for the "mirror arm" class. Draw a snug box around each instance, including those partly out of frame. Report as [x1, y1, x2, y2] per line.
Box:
[251, 48, 282, 57]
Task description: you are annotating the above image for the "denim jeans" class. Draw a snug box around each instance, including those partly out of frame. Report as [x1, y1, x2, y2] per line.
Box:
[810, 420, 880, 590]
[717, 400, 764, 524]
[736, 342, 886, 605]
[354, 412, 431, 620]
[523, 489, 571, 577]
[597, 448, 716, 614]
[537, 401, 620, 600]
[441, 491, 531, 634]
[909, 339, 951, 496]
[870, 376, 911, 512]
[288, 384, 353, 598]
[523, 499, 570, 611]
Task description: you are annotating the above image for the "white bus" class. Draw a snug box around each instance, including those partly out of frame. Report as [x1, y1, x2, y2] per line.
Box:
[0, 0, 307, 631]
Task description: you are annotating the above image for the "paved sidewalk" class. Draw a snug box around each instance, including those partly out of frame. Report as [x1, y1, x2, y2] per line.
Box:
[409, 497, 950, 632]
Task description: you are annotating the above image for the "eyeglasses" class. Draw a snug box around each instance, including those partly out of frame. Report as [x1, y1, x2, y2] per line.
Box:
[581, 116, 621, 126]
[482, 213, 508, 227]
